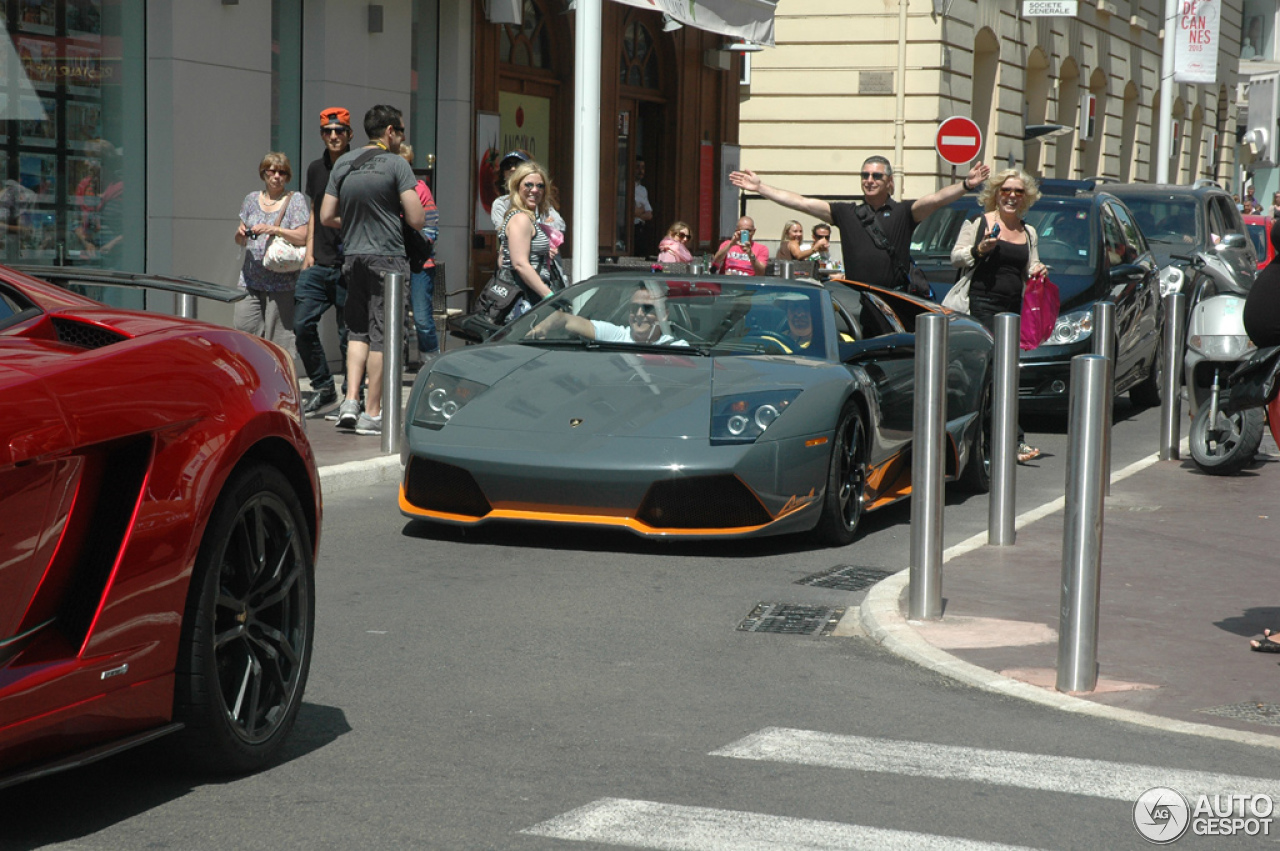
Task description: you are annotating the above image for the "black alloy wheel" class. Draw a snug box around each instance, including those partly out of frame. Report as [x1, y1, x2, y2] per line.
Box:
[174, 464, 315, 773]
[815, 403, 868, 546]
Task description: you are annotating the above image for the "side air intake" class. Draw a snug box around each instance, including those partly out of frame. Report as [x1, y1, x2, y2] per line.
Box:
[51, 317, 127, 349]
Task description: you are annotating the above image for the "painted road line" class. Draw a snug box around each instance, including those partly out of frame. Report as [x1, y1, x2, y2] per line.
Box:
[522, 797, 1042, 851]
[712, 727, 1280, 802]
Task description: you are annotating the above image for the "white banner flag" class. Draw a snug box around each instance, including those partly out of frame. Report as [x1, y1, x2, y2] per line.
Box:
[1172, 0, 1220, 83]
[609, 0, 777, 47]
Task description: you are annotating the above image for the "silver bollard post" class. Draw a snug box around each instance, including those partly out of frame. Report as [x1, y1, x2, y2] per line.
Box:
[382, 271, 406, 455]
[909, 312, 948, 620]
[1159, 292, 1187, 460]
[177, 293, 196, 319]
[1091, 301, 1115, 495]
[989, 313, 1020, 545]
[1057, 354, 1109, 693]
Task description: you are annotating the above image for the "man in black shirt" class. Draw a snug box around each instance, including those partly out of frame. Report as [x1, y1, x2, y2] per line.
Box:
[295, 107, 353, 417]
[730, 156, 989, 292]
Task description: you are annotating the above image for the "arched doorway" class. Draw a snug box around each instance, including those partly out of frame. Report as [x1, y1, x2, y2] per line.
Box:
[1024, 48, 1051, 176]
[971, 29, 1000, 163]
[1054, 58, 1080, 178]
[614, 13, 669, 257]
[1119, 82, 1140, 182]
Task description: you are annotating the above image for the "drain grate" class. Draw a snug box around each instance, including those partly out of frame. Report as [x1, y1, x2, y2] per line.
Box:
[795, 565, 895, 591]
[1197, 702, 1280, 727]
[737, 603, 846, 636]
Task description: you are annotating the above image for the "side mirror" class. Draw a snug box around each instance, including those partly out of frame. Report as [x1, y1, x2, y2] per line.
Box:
[1217, 233, 1248, 250]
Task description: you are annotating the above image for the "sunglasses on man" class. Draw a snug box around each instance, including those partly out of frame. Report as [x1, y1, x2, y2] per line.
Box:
[860, 171, 889, 182]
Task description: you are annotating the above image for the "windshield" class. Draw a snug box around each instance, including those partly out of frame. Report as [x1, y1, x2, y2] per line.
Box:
[911, 197, 1097, 276]
[1112, 196, 1198, 247]
[491, 277, 832, 358]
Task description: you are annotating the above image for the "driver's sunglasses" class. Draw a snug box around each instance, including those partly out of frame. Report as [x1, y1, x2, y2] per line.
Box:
[628, 303, 657, 317]
[860, 171, 889, 182]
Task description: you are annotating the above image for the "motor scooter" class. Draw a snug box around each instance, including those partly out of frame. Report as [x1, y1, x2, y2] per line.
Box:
[1171, 250, 1265, 475]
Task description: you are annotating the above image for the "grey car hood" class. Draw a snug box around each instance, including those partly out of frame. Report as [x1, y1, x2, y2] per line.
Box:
[433, 345, 820, 439]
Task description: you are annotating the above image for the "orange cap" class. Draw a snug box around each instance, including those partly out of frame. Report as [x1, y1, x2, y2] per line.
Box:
[320, 107, 351, 128]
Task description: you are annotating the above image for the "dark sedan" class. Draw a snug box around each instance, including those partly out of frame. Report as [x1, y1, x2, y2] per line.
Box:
[911, 181, 1164, 412]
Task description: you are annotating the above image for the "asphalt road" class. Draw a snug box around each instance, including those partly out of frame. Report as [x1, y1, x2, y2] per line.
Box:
[6, 400, 1278, 850]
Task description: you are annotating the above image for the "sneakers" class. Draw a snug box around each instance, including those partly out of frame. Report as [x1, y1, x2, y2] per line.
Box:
[334, 399, 361, 429]
[301, 385, 338, 418]
[354, 412, 382, 435]
[1017, 442, 1042, 464]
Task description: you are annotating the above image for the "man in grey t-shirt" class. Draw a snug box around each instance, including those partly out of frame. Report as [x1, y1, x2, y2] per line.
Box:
[320, 104, 425, 435]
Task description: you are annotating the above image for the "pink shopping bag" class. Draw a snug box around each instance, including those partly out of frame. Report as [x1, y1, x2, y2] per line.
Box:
[1020, 271, 1060, 351]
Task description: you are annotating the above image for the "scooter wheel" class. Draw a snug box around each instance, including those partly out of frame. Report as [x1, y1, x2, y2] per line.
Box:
[1189, 404, 1265, 475]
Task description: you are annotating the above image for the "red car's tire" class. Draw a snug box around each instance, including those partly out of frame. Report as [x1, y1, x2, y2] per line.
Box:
[174, 464, 315, 773]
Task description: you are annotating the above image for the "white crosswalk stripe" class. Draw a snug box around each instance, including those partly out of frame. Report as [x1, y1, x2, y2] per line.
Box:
[523, 726, 1279, 849]
[711, 726, 1280, 802]
[522, 798, 1043, 851]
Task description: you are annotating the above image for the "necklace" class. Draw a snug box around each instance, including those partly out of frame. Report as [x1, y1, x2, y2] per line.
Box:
[260, 191, 285, 207]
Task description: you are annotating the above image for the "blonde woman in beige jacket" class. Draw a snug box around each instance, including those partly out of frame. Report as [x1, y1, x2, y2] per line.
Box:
[950, 168, 1048, 463]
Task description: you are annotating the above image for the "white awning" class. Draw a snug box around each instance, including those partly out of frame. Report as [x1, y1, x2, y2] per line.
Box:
[609, 0, 777, 47]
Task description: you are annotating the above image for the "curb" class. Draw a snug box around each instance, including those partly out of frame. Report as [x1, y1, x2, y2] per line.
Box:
[857, 449, 1280, 752]
[319, 455, 402, 496]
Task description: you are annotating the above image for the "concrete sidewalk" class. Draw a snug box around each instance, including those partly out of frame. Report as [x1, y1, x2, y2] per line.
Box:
[306, 378, 1280, 749]
[859, 450, 1280, 750]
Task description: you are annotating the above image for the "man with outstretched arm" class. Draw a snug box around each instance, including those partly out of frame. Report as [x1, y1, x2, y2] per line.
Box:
[730, 157, 989, 292]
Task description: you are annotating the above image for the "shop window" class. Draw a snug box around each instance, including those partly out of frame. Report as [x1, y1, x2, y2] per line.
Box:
[620, 20, 658, 89]
[500, 0, 551, 70]
[1243, 0, 1273, 62]
[2, 1, 144, 273]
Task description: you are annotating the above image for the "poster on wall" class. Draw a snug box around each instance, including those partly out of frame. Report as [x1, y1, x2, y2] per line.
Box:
[497, 92, 551, 165]
[1172, 0, 1220, 84]
[475, 111, 500, 233]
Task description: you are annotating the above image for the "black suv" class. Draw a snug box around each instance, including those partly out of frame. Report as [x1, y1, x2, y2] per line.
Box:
[1103, 181, 1257, 296]
[910, 180, 1164, 412]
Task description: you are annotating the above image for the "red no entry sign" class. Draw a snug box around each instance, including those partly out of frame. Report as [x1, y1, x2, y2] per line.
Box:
[936, 116, 982, 165]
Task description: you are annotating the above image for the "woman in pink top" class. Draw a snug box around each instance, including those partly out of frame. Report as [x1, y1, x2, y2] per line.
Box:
[656, 221, 694, 265]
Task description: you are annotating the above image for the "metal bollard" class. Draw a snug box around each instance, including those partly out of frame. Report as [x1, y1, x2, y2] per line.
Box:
[909, 312, 948, 620]
[1091, 301, 1115, 495]
[1159, 292, 1187, 460]
[382, 271, 406, 455]
[989, 313, 1020, 545]
[1057, 354, 1109, 693]
[177, 294, 196, 319]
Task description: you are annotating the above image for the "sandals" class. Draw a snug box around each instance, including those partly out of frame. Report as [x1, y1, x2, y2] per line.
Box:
[1017, 443, 1042, 464]
[1250, 629, 1280, 654]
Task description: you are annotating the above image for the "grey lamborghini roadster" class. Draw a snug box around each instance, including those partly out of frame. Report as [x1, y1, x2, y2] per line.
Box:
[399, 274, 994, 545]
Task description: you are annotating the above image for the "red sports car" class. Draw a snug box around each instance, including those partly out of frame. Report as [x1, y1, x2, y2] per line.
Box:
[0, 267, 320, 788]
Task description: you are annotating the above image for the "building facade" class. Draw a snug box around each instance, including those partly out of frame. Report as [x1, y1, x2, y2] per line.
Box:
[738, 0, 1245, 248]
[0, 0, 750, 332]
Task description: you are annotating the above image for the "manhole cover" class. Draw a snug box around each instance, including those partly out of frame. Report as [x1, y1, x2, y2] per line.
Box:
[796, 565, 895, 591]
[737, 603, 845, 636]
[1197, 702, 1280, 727]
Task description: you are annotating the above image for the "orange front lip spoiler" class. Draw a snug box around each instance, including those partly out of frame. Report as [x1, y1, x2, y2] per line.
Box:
[398, 484, 811, 537]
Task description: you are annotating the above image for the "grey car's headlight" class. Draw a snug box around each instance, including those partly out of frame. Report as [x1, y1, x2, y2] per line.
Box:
[1188, 334, 1255, 360]
[1158, 265, 1185, 298]
[413, 372, 490, 429]
[1044, 308, 1094, 346]
[711, 390, 801, 444]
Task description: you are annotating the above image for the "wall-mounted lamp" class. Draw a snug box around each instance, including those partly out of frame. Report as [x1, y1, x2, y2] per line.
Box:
[662, 14, 683, 32]
[368, 4, 383, 33]
[721, 40, 763, 52]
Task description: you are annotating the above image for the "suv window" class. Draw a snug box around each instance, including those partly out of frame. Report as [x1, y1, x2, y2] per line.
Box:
[1109, 202, 1148, 257]
[1120, 197, 1198, 247]
[1206, 196, 1232, 242]
[1027, 202, 1095, 275]
[1100, 205, 1129, 266]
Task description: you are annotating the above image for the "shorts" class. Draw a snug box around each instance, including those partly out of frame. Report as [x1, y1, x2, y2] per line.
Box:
[343, 253, 410, 352]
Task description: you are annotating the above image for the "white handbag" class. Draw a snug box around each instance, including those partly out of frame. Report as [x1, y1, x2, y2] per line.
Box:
[942, 269, 973, 312]
[262, 192, 306, 273]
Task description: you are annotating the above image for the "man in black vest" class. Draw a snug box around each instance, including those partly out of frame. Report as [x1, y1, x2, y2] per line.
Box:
[730, 157, 989, 292]
[295, 107, 353, 417]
